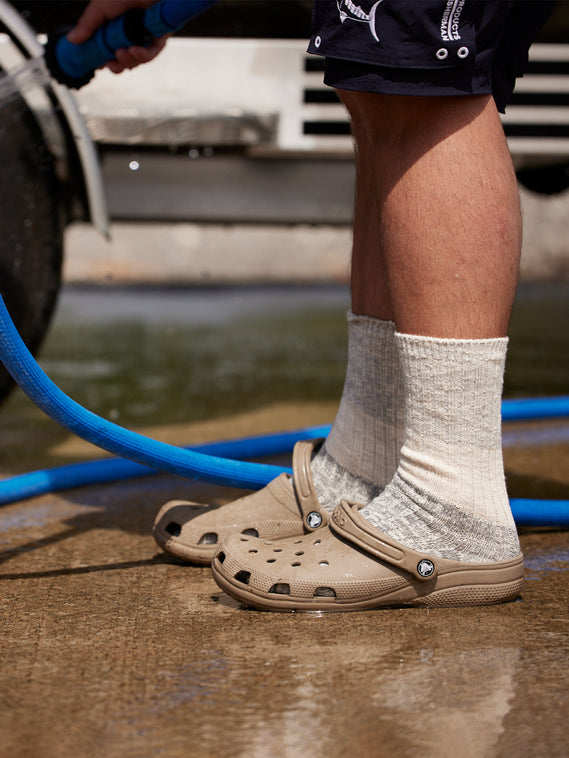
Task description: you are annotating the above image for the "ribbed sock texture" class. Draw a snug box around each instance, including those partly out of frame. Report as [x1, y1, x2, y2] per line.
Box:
[360, 333, 520, 563]
[311, 313, 403, 512]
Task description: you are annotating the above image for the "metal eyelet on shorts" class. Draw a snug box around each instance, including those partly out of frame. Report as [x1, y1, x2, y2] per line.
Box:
[314, 35, 322, 49]
[457, 47, 469, 59]
[436, 48, 449, 61]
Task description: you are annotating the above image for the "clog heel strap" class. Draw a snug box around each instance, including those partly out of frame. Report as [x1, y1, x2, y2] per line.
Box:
[153, 438, 328, 564]
[293, 439, 329, 531]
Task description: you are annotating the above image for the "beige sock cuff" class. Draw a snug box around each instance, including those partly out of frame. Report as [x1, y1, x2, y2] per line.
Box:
[395, 331, 508, 358]
[394, 332, 508, 449]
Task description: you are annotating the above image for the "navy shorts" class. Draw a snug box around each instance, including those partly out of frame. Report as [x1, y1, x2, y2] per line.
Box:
[307, 1, 557, 111]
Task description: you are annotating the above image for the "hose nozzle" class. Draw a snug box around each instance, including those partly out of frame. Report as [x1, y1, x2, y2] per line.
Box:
[44, 0, 215, 89]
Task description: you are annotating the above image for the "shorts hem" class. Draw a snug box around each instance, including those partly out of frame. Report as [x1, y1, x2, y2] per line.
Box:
[321, 56, 502, 110]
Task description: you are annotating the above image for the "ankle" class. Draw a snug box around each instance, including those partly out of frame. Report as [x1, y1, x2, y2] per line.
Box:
[311, 446, 380, 512]
[361, 473, 520, 562]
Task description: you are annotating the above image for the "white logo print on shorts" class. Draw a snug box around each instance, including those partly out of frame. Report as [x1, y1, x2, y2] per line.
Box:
[336, 0, 385, 43]
[440, 0, 466, 41]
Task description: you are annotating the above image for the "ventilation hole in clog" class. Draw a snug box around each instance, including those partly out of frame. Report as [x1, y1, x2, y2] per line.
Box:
[294, 551, 304, 556]
[235, 570, 251, 585]
[294, 540, 303, 544]
[241, 528, 259, 538]
[314, 587, 336, 598]
[319, 561, 329, 567]
[273, 548, 283, 553]
[269, 583, 290, 595]
[313, 539, 321, 546]
[217, 552, 226, 564]
[267, 558, 276, 563]
[198, 532, 218, 545]
[292, 562, 301, 567]
[165, 522, 181, 537]
[248, 549, 258, 554]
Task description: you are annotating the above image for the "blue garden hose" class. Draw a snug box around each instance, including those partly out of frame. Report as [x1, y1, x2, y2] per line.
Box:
[0, 294, 290, 490]
[502, 396, 569, 421]
[45, 0, 217, 88]
[0, 426, 331, 507]
[1, 293, 569, 525]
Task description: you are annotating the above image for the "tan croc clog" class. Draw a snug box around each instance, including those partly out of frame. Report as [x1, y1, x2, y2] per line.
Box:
[211, 500, 524, 612]
[152, 439, 329, 564]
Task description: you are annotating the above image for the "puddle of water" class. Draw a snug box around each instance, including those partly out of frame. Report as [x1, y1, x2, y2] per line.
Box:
[505, 282, 569, 398]
[39, 285, 351, 431]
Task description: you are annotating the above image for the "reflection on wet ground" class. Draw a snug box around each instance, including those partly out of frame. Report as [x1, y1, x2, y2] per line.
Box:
[0, 283, 568, 757]
[0, 475, 568, 758]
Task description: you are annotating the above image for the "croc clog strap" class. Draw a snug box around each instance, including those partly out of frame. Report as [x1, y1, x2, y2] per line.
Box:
[331, 500, 438, 581]
[292, 439, 329, 531]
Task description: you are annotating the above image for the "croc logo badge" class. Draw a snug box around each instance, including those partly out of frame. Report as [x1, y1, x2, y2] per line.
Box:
[306, 511, 323, 529]
[417, 559, 435, 578]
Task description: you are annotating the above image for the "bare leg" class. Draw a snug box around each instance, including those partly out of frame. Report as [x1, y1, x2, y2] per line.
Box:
[348, 116, 394, 323]
[344, 92, 521, 338]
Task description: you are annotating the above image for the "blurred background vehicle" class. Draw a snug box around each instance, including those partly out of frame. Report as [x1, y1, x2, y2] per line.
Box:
[1, 0, 568, 401]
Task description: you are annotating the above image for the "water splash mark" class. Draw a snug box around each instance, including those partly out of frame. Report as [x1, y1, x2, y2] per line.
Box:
[0, 58, 51, 104]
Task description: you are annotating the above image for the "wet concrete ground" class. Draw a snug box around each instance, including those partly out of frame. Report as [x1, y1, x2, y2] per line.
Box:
[1, 285, 568, 757]
[1, 436, 568, 758]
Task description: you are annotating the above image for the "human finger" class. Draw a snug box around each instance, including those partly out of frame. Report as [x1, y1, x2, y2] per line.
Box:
[104, 36, 168, 72]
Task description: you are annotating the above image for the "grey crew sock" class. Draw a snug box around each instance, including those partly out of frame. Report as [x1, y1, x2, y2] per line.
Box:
[311, 313, 403, 512]
[360, 333, 520, 563]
